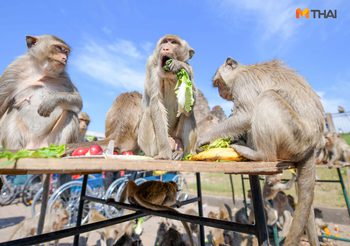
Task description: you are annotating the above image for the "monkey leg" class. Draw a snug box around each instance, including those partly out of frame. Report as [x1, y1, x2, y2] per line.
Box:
[230, 144, 265, 161]
[138, 107, 158, 157]
[284, 155, 319, 246]
[48, 112, 80, 145]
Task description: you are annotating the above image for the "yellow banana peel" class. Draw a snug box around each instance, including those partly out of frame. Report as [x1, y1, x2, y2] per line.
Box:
[190, 147, 245, 162]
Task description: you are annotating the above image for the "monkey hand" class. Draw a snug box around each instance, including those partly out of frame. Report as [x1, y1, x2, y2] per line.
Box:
[195, 137, 210, 153]
[154, 148, 173, 160]
[38, 101, 56, 117]
[172, 150, 184, 160]
[167, 59, 186, 73]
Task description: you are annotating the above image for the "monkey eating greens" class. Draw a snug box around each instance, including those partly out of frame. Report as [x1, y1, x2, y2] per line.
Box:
[197, 58, 325, 246]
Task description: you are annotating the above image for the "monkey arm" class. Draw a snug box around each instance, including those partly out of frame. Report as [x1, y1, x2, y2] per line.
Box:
[197, 109, 250, 147]
[0, 73, 16, 118]
[167, 60, 193, 76]
[38, 91, 82, 117]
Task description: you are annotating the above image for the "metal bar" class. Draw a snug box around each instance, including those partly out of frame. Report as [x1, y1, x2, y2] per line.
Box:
[0, 212, 145, 246]
[272, 224, 280, 246]
[249, 175, 269, 245]
[101, 198, 256, 234]
[36, 174, 50, 235]
[73, 174, 88, 245]
[337, 168, 350, 217]
[229, 174, 235, 206]
[243, 176, 342, 183]
[196, 172, 206, 246]
[321, 234, 350, 242]
[241, 175, 248, 218]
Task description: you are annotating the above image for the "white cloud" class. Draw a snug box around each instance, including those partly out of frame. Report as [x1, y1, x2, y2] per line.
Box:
[71, 39, 149, 90]
[215, 0, 309, 41]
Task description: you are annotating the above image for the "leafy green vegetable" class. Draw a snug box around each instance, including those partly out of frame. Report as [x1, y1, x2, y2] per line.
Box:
[201, 138, 232, 151]
[163, 59, 194, 116]
[183, 153, 193, 160]
[0, 144, 65, 166]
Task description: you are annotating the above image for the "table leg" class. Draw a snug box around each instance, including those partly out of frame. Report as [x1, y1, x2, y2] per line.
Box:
[73, 174, 88, 246]
[196, 172, 205, 246]
[249, 175, 269, 245]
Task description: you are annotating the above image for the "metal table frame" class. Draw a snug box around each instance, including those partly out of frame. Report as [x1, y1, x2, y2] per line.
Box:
[0, 158, 295, 246]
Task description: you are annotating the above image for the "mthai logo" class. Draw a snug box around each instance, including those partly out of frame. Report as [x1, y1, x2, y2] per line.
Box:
[296, 8, 337, 19]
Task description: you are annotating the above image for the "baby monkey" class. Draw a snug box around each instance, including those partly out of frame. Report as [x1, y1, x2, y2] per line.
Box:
[119, 180, 194, 246]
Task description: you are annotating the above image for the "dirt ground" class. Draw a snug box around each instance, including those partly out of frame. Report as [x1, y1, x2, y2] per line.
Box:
[0, 195, 349, 246]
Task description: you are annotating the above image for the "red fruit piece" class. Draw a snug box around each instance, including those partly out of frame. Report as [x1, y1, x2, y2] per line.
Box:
[89, 144, 103, 155]
[72, 147, 89, 156]
[122, 151, 134, 155]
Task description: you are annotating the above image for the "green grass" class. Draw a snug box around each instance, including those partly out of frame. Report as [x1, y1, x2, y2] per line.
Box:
[340, 133, 350, 145]
[185, 167, 350, 208]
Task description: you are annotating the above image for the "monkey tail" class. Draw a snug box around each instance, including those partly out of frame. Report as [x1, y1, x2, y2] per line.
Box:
[284, 152, 319, 246]
[133, 195, 194, 246]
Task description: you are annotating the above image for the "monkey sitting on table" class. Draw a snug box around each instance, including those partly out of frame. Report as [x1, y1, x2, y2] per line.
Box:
[197, 58, 325, 246]
[117, 180, 194, 246]
[137, 34, 197, 160]
[0, 35, 82, 149]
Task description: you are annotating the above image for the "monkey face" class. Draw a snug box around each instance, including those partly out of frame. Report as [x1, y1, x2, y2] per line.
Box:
[26, 35, 70, 75]
[157, 35, 194, 68]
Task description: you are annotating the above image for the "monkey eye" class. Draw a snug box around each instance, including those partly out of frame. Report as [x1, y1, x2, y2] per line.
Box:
[170, 40, 179, 45]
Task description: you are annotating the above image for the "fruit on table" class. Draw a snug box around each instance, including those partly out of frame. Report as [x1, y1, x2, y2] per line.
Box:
[190, 147, 244, 161]
[71, 147, 89, 156]
[122, 151, 134, 155]
[86, 144, 103, 155]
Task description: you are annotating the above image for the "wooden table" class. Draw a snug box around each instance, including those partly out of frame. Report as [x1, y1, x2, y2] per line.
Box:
[0, 158, 295, 246]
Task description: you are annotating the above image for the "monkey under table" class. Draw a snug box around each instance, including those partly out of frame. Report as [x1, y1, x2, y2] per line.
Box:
[0, 158, 295, 246]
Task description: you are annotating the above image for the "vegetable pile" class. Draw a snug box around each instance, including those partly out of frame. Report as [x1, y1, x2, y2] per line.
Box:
[185, 138, 246, 162]
[0, 144, 65, 166]
[163, 59, 194, 117]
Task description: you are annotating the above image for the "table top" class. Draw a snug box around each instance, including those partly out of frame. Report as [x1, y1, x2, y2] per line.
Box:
[0, 157, 296, 175]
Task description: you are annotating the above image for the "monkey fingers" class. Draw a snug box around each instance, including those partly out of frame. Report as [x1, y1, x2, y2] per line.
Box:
[172, 150, 184, 160]
[37, 102, 55, 117]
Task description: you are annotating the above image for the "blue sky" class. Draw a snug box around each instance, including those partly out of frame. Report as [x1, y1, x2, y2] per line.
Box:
[1, 0, 349, 134]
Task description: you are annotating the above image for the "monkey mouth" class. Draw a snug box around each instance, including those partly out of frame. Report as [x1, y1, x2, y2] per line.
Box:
[161, 55, 172, 67]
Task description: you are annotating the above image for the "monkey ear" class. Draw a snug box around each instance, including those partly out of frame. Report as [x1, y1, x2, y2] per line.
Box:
[226, 57, 238, 66]
[189, 48, 195, 59]
[26, 36, 38, 48]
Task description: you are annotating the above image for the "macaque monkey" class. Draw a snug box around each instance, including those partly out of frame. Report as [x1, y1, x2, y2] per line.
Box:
[78, 112, 90, 142]
[198, 58, 325, 246]
[211, 105, 227, 121]
[137, 34, 197, 160]
[9, 201, 69, 244]
[105, 91, 142, 153]
[160, 227, 188, 246]
[0, 35, 82, 149]
[324, 132, 350, 167]
[66, 92, 142, 154]
[119, 180, 194, 246]
[273, 191, 295, 239]
[263, 173, 296, 201]
[88, 209, 119, 246]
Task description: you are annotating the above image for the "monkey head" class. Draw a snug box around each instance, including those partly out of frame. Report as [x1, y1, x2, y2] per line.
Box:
[213, 57, 239, 101]
[324, 132, 338, 150]
[78, 112, 90, 136]
[26, 35, 70, 76]
[155, 34, 194, 68]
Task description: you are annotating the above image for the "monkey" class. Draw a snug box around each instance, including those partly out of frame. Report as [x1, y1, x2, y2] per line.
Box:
[0, 35, 82, 149]
[211, 105, 227, 121]
[9, 201, 69, 245]
[78, 112, 91, 142]
[324, 132, 350, 167]
[338, 105, 345, 113]
[137, 34, 197, 160]
[88, 209, 120, 246]
[197, 58, 325, 246]
[193, 89, 211, 123]
[262, 173, 296, 201]
[65, 91, 143, 155]
[119, 180, 194, 246]
[272, 191, 295, 239]
[160, 227, 188, 246]
[105, 91, 143, 153]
